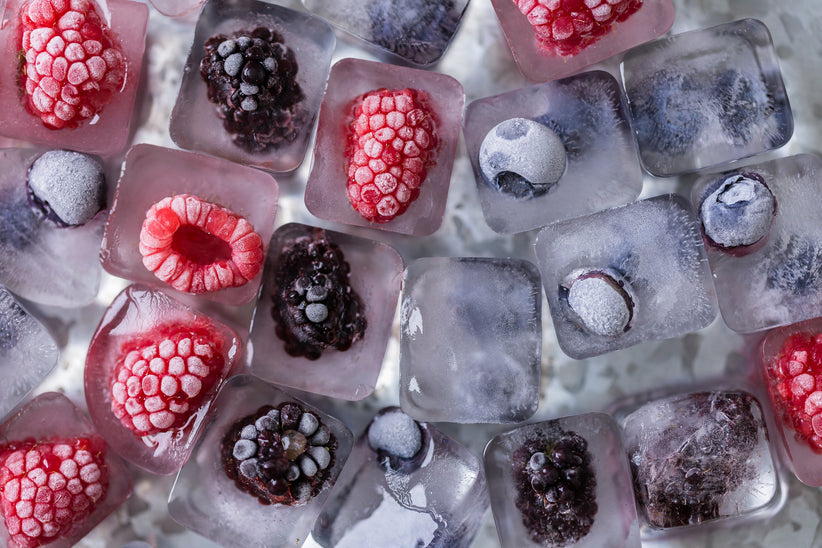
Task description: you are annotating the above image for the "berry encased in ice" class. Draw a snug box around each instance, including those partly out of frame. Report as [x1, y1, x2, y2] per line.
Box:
[512, 424, 597, 546]
[711, 69, 772, 146]
[345, 88, 439, 223]
[766, 235, 822, 295]
[200, 27, 306, 154]
[26, 150, 106, 227]
[221, 403, 337, 506]
[366, 407, 427, 473]
[0, 194, 43, 250]
[562, 268, 635, 337]
[270, 230, 366, 360]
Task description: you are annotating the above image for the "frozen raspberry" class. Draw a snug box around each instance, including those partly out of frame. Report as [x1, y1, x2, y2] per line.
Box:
[138, 194, 265, 295]
[514, 0, 644, 57]
[110, 325, 226, 436]
[19, 0, 126, 129]
[221, 403, 337, 506]
[345, 88, 438, 223]
[0, 436, 108, 548]
[199, 27, 306, 153]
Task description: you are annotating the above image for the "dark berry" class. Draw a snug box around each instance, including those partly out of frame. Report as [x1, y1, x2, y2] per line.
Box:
[711, 69, 772, 146]
[561, 268, 635, 338]
[366, 407, 428, 472]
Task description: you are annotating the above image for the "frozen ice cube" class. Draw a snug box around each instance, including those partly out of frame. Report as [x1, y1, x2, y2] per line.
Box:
[463, 70, 642, 234]
[399, 257, 541, 423]
[622, 19, 793, 176]
[534, 194, 718, 360]
[146, 0, 200, 17]
[312, 407, 489, 547]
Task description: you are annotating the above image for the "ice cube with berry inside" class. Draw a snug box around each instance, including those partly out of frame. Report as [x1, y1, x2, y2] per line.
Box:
[300, 0, 469, 67]
[101, 144, 277, 306]
[534, 194, 718, 360]
[170, 0, 335, 173]
[248, 223, 402, 400]
[304, 57, 464, 236]
[0, 148, 108, 307]
[0, 392, 132, 548]
[691, 154, 822, 333]
[399, 257, 541, 423]
[463, 70, 642, 234]
[0, 0, 148, 156]
[84, 284, 242, 475]
[484, 413, 640, 548]
[168, 375, 353, 548]
[312, 407, 489, 547]
[622, 19, 793, 177]
[488, 0, 674, 82]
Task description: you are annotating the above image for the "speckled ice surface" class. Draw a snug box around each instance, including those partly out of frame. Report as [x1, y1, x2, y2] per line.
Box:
[17, 0, 822, 546]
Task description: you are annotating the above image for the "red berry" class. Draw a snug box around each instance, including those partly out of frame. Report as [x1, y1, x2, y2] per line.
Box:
[138, 194, 265, 295]
[110, 324, 226, 436]
[0, 437, 108, 548]
[19, 0, 126, 129]
[345, 88, 438, 224]
[514, 0, 644, 57]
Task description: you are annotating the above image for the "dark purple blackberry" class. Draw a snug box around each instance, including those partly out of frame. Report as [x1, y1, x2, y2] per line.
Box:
[512, 425, 597, 547]
[271, 230, 366, 360]
[200, 27, 307, 153]
[221, 403, 337, 506]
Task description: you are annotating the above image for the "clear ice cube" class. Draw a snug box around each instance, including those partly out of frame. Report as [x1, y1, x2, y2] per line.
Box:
[146, 0, 200, 17]
[399, 257, 541, 423]
[534, 194, 718, 359]
[463, 70, 642, 234]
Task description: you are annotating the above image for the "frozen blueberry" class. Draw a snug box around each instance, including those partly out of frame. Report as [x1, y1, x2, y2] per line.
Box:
[0, 195, 43, 250]
[699, 172, 775, 251]
[564, 269, 635, 337]
[367, 408, 422, 460]
[478, 118, 567, 200]
[711, 69, 770, 146]
[26, 150, 106, 227]
[767, 235, 822, 295]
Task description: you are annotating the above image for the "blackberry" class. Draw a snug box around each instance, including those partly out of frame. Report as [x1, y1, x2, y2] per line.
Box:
[200, 27, 307, 154]
[271, 230, 366, 360]
[512, 425, 597, 547]
[221, 403, 337, 506]
[767, 235, 822, 295]
[711, 69, 773, 146]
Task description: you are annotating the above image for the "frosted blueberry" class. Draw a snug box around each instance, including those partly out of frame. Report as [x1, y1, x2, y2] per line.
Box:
[699, 172, 775, 250]
[367, 408, 422, 459]
[27, 150, 106, 227]
[479, 118, 566, 199]
[565, 269, 634, 337]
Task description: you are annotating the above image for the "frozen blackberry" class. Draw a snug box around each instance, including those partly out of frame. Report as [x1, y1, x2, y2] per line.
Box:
[200, 27, 307, 153]
[271, 230, 366, 360]
[366, 407, 427, 473]
[562, 268, 635, 338]
[512, 425, 597, 547]
[221, 402, 337, 506]
[767, 235, 822, 295]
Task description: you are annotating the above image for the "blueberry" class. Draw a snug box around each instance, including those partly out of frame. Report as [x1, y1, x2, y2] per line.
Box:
[367, 407, 422, 459]
[767, 235, 822, 294]
[0, 195, 43, 249]
[699, 171, 775, 251]
[563, 268, 635, 337]
[711, 69, 770, 146]
[27, 150, 106, 227]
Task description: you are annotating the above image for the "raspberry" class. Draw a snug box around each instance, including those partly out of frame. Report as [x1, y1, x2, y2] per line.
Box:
[19, 0, 126, 129]
[345, 88, 438, 224]
[138, 194, 265, 295]
[110, 325, 226, 436]
[0, 437, 108, 548]
[514, 0, 644, 57]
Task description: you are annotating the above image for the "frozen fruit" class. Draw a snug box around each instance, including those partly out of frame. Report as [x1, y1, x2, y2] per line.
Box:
[711, 69, 772, 146]
[512, 424, 597, 546]
[138, 194, 265, 295]
[19, 0, 126, 130]
[514, 0, 643, 57]
[0, 194, 44, 250]
[345, 87, 439, 223]
[26, 150, 106, 227]
[110, 324, 226, 436]
[200, 27, 306, 154]
[562, 268, 634, 337]
[271, 229, 366, 360]
[366, 407, 427, 472]
[766, 235, 822, 295]
[478, 117, 566, 199]
[0, 436, 108, 548]
[221, 402, 337, 506]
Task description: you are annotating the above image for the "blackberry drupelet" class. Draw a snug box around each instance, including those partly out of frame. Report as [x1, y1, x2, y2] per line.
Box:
[200, 27, 306, 153]
[512, 425, 597, 547]
[271, 230, 366, 360]
[221, 403, 337, 506]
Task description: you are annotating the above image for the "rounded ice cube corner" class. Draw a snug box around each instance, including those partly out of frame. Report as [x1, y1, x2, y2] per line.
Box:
[304, 57, 465, 237]
[0, 0, 148, 156]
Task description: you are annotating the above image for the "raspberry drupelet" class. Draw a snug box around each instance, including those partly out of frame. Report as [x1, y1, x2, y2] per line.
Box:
[345, 88, 438, 224]
[19, 0, 126, 129]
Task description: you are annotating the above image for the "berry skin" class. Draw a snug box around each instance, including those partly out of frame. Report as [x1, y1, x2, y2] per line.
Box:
[20, 0, 126, 129]
[139, 194, 265, 295]
[110, 325, 226, 436]
[345, 88, 438, 224]
[0, 437, 108, 548]
[514, 0, 644, 57]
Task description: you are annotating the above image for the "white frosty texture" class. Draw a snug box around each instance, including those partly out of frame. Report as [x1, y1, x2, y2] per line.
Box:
[367, 409, 422, 459]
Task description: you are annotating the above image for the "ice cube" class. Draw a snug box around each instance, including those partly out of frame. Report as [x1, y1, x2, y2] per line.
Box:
[312, 407, 489, 547]
[248, 223, 402, 400]
[622, 19, 793, 176]
[399, 257, 541, 423]
[146, 0, 200, 17]
[463, 70, 642, 234]
[534, 194, 718, 360]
